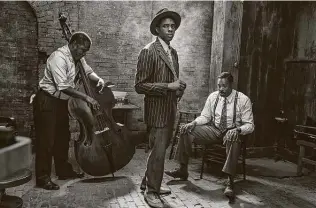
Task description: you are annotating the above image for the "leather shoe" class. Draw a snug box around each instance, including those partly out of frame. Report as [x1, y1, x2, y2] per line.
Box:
[140, 178, 147, 191]
[224, 185, 234, 197]
[36, 180, 59, 190]
[224, 179, 235, 200]
[165, 169, 188, 180]
[144, 192, 164, 208]
[57, 171, 85, 180]
[140, 179, 171, 195]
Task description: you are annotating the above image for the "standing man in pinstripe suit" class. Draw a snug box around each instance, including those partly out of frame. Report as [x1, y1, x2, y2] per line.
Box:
[134, 8, 186, 208]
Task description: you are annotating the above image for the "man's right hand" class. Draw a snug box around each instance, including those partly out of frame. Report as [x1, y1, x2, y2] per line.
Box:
[85, 96, 100, 110]
[168, 80, 186, 91]
[180, 121, 197, 135]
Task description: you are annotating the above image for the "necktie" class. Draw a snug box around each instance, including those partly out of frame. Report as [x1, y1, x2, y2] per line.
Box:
[167, 46, 174, 66]
[219, 97, 227, 132]
[166, 47, 178, 80]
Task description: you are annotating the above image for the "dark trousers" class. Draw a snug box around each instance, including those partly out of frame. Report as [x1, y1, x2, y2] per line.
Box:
[33, 90, 73, 182]
[175, 124, 241, 176]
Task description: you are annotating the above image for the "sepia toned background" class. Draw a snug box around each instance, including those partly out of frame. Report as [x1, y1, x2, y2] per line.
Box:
[1, 1, 316, 159]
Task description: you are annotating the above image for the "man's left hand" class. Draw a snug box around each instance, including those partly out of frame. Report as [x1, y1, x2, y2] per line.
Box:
[96, 78, 105, 94]
[176, 80, 186, 102]
[179, 80, 186, 91]
[223, 128, 240, 145]
[176, 89, 184, 102]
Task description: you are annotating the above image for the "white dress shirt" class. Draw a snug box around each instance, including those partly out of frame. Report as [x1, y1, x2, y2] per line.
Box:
[158, 37, 173, 66]
[194, 89, 255, 135]
[39, 45, 93, 100]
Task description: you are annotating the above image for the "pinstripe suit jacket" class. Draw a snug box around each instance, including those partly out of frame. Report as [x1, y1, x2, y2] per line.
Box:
[135, 38, 180, 128]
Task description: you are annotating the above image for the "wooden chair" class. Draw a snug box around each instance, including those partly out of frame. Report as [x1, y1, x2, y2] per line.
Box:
[294, 125, 316, 175]
[169, 111, 249, 180]
[200, 135, 248, 180]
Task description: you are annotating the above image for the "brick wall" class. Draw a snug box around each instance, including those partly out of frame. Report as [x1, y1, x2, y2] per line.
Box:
[77, 1, 153, 131]
[29, 1, 80, 79]
[0, 1, 38, 135]
[77, 1, 214, 129]
[152, 1, 214, 111]
[1, 1, 213, 135]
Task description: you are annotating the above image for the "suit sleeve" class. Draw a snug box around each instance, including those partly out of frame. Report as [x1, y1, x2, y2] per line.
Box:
[134, 48, 169, 96]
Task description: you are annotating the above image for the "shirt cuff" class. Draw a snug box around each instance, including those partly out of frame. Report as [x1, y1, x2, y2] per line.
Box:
[194, 116, 209, 125]
[57, 83, 72, 91]
[239, 124, 253, 135]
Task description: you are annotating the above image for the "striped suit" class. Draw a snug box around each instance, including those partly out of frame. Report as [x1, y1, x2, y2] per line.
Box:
[135, 38, 179, 128]
[135, 38, 181, 194]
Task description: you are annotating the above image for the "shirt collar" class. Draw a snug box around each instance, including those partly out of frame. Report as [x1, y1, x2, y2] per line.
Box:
[58, 45, 74, 63]
[220, 89, 236, 104]
[158, 37, 171, 53]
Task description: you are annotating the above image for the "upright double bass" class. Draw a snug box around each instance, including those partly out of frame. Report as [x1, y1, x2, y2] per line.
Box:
[58, 13, 135, 177]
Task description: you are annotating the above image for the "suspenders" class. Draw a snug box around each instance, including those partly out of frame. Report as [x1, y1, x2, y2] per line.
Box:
[213, 91, 239, 127]
[233, 92, 238, 124]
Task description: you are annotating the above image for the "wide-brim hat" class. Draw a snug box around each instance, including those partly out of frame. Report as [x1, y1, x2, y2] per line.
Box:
[150, 8, 181, 36]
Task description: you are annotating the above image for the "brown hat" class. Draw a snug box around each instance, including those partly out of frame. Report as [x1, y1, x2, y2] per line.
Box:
[150, 8, 181, 36]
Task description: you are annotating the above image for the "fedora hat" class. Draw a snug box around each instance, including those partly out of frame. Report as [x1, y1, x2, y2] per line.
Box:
[150, 8, 181, 36]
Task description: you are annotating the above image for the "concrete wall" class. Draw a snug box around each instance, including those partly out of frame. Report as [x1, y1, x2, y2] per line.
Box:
[152, 1, 213, 111]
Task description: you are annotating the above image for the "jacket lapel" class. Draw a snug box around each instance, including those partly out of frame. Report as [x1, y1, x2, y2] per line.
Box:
[153, 39, 178, 79]
[170, 47, 179, 77]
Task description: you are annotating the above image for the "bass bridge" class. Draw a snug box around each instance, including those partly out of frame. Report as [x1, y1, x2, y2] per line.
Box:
[94, 127, 110, 135]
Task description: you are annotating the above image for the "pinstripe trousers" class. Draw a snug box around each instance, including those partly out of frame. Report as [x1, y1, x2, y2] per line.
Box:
[175, 124, 241, 176]
[145, 108, 176, 194]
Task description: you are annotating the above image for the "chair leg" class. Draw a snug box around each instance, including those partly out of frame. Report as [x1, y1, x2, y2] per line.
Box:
[200, 147, 207, 179]
[0, 189, 5, 203]
[169, 113, 182, 160]
[242, 158, 246, 180]
[242, 143, 246, 180]
[169, 134, 179, 160]
[145, 128, 150, 153]
[169, 138, 176, 160]
[145, 144, 149, 153]
[297, 145, 305, 176]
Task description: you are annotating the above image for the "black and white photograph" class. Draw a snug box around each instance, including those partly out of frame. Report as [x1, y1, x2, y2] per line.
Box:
[0, 1, 316, 207]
